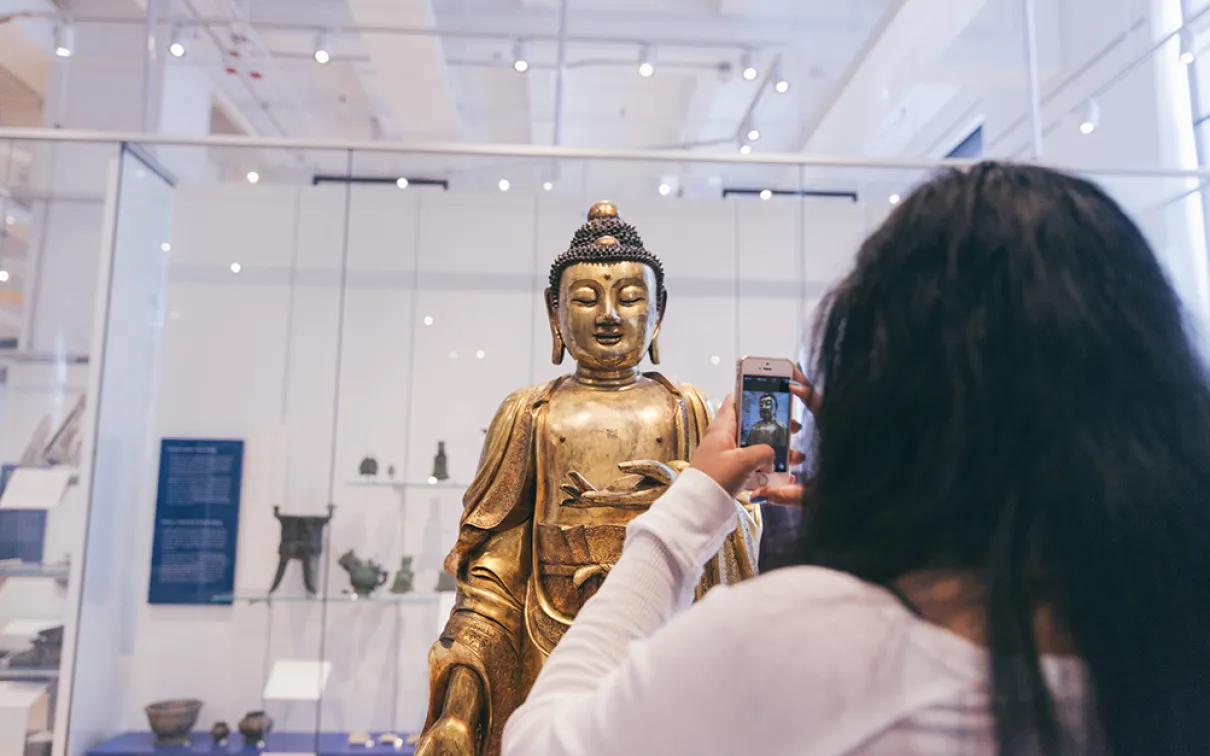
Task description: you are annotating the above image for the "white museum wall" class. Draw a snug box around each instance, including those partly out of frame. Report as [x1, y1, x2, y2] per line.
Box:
[107, 181, 868, 735]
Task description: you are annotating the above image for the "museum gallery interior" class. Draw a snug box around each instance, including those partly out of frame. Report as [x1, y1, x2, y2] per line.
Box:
[0, 0, 1208, 754]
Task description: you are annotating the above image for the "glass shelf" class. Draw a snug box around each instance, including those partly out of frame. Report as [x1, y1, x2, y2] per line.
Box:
[345, 479, 464, 490]
[0, 562, 70, 579]
[211, 591, 443, 606]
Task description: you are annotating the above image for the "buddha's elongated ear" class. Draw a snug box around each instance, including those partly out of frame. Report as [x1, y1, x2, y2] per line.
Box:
[545, 287, 565, 365]
[648, 289, 667, 364]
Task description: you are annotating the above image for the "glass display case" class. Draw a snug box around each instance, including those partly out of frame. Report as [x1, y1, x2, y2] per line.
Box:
[0, 125, 1207, 756]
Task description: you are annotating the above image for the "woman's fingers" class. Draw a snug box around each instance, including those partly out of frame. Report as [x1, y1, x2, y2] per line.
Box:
[789, 448, 805, 466]
[791, 364, 822, 415]
[751, 483, 804, 507]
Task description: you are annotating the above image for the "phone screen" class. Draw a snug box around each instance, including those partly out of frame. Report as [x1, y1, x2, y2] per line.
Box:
[740, 374, 792, 472]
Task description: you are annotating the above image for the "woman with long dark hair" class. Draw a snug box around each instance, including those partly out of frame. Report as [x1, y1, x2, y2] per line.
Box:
[502, 162, 1210, 755]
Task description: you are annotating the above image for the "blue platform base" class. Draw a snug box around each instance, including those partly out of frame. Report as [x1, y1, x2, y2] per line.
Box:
[87, 732, 417, 756]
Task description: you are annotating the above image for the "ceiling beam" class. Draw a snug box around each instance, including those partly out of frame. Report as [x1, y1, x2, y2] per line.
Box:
[798, 0, 990, 155]
[346, 0, 461, 140]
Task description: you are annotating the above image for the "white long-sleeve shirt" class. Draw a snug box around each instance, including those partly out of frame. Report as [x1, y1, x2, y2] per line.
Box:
[503, 468, 1088, 756]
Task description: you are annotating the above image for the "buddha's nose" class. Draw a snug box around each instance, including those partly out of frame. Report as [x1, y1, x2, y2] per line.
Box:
[597, 306, 621, 325]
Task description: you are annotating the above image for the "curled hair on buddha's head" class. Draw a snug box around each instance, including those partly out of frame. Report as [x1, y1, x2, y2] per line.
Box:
[548, 201, 666, 307]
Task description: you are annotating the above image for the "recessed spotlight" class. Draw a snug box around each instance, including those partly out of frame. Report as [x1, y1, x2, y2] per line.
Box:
[889, 194, 901, 205]
[774, 79, 790, 94]
[427, 476, 438, 485]
[476, 349, 486, 360]
[658, 183, 672, 196]
[160, 242, 171, 252]
[423, 315, 433, 326]
[246, 171, 260, 184]
[739, 144, 752, 155]
[543, 181, 554, 192]
[0, 270, 10, 283]
[1181, 28, 1196, 65]
[230, 262, 242, 273]
[396, 177, 409, 189]
[747, 128, 761, 141]
[449, 350, 458, 359]
[710, 355, 720, 365]
[759, 189, 773, 200]
[4, 215, 13, 226]
[314, 30, 332, 64]
[498, 179, 510, 192]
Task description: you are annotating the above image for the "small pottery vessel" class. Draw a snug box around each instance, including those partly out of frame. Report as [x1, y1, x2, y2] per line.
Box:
[211, 721, 230, 745]
[358, 455, 378, 477]
[347, 731, 372, 747]
[338, 549, 388, 597]
[431, 441, 449, 481]
[388, 555, 414, 594]
[378, 732, 404, 748]
[238, 710, 273, 747]
[145, 699, 203, 746]
[435, 570, 456, 592]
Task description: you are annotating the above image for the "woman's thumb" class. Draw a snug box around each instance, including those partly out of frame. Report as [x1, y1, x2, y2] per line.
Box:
[735, 444, 775, 470]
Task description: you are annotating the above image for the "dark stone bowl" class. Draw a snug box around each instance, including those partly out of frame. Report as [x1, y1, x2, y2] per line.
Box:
[145, 699, 203, 746]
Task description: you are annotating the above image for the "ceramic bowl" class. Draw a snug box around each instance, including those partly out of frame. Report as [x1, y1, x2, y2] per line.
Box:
[145, 699, 203, 746]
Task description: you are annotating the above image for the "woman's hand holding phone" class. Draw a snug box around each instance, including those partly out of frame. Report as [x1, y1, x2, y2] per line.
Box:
[752, 364, 819, 507]
[689, 396, 776, 497]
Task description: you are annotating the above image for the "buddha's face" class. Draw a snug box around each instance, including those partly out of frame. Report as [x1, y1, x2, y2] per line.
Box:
[759, 394, 775, 421]
[553, 260, 661, 370]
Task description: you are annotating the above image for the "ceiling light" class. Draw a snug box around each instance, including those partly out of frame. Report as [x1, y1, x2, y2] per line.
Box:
[747, 128, 761, 141]
[772, 59, 790, 93]
[512, 39, 529, 72]
[1078, 99, 1100, 135]
[710, 355, 720, 365]
[314, 30, 332, 64]
[54, 22, 74, 57]
[4, 215, 13, 226]
[889, 194, 901, 205]
[0, 270, 9, 283]
[476, 349, 486, 360]
[396, 177, 409, 189]
[498, 179, 510, 192]
[658, 183, 671, 196]
[638, 44, 655, 78]
[1180, 27, 1196, 65]
[449, 350, 457, 359]
[230, 262, 242, 273]
[739, 144, 752, 155]
[423, 315, 433, 326]
[543, 181, 554, 192]
[427, 476, 438, 485]
[741, 50, 758, 81]
[168, 25, 187, 58]
[160, 242, 171, 252]
[759, 189, 773, 201]
[246, 170, 260, 184]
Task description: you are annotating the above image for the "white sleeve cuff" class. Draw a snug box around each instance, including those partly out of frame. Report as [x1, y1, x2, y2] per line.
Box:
[624, 467, 738, 588]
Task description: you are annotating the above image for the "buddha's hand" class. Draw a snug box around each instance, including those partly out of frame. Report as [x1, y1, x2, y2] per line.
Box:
[414, 717, 475, 756]
[559, 460, 686, 509]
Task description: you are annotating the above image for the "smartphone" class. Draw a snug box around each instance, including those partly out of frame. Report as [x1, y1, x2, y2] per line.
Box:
[736, 356, 795, 490]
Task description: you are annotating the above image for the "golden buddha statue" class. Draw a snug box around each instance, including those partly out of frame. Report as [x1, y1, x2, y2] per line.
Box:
[416, 201, 761, 756]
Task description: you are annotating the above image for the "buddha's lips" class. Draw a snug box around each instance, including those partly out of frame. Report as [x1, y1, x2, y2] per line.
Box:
[594, 331, 623, 345]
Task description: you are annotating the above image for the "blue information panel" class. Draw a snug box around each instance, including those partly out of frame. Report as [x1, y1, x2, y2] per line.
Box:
[148, 439, 244, 605]
[0, 464, 47, 563]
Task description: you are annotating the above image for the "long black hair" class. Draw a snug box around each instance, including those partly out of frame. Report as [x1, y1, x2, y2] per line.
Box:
[798, 162, 1210, 755]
